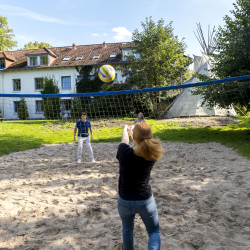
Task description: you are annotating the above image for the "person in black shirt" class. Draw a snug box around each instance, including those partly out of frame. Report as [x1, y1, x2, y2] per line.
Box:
[116, 122, 163, 250]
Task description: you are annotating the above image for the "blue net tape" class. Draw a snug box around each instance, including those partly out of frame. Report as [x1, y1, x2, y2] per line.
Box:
[1, 74, 250, 98]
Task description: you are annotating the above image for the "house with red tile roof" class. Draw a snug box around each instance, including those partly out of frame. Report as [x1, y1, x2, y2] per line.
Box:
[0, 42, 134, 119]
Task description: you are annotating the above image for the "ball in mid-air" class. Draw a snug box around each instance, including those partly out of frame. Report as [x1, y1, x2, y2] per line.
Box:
[98, 65, 116, 83]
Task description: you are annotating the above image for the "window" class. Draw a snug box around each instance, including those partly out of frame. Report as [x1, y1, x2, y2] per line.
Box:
[124, 50, 132, 57]
[110, 54, 117, 58]
[13, 101, 20, 113]
[35, 78, 44, 90]
[13, 79, 21, 91]
[28, 55, 49, 66]
[75, 56, 83, 61]
[30, 56, 38, 66]
[0, 58, 5, 69]
[93, 54, 100, 59]
[61, 76, 71, 89]
[77, 75, 83, 82]
[122, 49, 138, 60]
[61, 99, 71, 112]
[35, 100, 44, 113]
[63, 57, 70, 61]
[40, 55, 48, 65]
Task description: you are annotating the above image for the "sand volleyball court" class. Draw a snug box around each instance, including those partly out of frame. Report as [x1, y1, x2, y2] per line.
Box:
[0, 142, 249, 249]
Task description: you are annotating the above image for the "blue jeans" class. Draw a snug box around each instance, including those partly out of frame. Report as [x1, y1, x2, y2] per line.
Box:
[118, 195, 161, 250]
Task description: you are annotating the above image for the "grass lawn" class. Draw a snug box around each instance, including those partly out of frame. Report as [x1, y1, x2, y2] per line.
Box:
[0, 116, 249, 159]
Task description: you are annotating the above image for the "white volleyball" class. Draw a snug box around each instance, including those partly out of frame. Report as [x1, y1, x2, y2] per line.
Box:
[98, 65, 116, 83]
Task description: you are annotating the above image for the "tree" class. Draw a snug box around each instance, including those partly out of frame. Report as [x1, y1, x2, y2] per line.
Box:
[74, 66, 109, 118]
[123, 17, 191, 89]
[17, 98, 29, 120]
[0, 16, 17, 51]
[23, 41, 52, 50]
[76, 66, 104, 93]
[70, 97, 82, 119]
[74, 65, 156, 118]
[194, 0, 250, 114]
[213, 0, 250, 78]
[41, 77, 61, 119]
[121, 17, 191, 117]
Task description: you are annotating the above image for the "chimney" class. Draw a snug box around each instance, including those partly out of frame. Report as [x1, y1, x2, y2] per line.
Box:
[72, 43, 76, 50]
[103, 41, 107, 48]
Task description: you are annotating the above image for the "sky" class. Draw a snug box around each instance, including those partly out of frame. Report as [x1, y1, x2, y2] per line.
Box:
[0, 0, 237, 57]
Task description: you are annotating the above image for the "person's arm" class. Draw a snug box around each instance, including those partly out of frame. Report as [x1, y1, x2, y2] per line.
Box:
[127, 125, 134, 139]
[74, 126, 77, 141]
[121, 125, 129, 144]
[90, 127, 94, 141]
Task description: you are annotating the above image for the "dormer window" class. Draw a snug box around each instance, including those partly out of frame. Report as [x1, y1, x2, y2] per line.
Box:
[28, 54, 49, 67]
[122, 48, 140, 61]
[75, 56, 83, 61]
[0, 58, 5, 69]
[40, 55, 48, 65]
[93, 54, 100, 59]
[30, 56, 38, 66]
[63, 57, 70, 61]
[110, 54, 117, 58]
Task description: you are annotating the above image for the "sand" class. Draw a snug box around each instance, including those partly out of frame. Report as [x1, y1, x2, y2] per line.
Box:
[0, 142, 249, 250]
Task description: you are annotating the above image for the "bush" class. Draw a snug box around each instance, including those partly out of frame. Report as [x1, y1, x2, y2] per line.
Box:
[17, 98, 29, 120]
[41, 76, 61, 119]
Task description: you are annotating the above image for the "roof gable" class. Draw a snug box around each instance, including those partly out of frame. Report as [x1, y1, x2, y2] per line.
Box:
[0, 52, 16, 62]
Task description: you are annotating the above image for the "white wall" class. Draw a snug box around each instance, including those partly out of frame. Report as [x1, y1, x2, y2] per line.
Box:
[1, 67, 78, 119]
[3, 67, 79, 94]
[0, 72, 4, 118]
[0, 66, 126, 119]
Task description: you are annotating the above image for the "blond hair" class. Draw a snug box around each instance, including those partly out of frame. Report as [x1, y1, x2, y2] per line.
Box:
[133, 122, 163, 161]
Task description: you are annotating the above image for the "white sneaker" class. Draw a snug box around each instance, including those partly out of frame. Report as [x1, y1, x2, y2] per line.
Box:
[91, 159, 96, 163]
[77, 159, 81, 163]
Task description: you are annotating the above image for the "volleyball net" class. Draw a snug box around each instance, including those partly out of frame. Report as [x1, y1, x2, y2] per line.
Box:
[0, 75, 249, 120]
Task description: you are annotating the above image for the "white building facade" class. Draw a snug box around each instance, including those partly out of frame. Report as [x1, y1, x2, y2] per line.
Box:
[0, 42, 132, 119]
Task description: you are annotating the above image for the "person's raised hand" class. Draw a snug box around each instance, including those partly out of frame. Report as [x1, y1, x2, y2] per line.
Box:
[127, 125, 134, 139]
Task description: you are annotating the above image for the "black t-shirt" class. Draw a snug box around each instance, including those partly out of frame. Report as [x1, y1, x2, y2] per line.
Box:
[116, 143, 155, 200]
